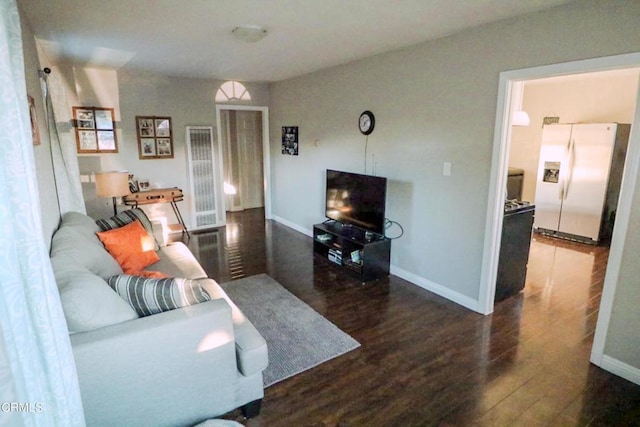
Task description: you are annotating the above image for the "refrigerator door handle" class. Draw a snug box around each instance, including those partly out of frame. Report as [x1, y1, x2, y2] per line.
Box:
[564, 138, 576, 199]
[559, 138, 571, 200]
[559, 180, 564, 200]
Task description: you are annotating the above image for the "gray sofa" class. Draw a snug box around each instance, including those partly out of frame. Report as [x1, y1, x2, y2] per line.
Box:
[49, 211, 268, 427]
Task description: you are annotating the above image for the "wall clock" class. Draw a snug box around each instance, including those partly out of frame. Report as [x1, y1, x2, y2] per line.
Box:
[359, 110, 375, 135]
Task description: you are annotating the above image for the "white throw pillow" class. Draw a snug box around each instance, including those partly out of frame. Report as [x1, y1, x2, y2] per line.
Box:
[52, 258, 139, 333]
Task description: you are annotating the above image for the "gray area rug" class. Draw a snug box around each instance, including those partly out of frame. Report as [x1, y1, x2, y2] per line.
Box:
[220, 274, 360, 387]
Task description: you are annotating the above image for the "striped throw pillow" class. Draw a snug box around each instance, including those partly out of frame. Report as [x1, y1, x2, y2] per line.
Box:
[96, 208, 159, 250]
[106, 275, 211, 317]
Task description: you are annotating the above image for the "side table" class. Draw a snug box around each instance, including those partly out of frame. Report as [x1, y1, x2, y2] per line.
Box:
[123, 187, 190, 237]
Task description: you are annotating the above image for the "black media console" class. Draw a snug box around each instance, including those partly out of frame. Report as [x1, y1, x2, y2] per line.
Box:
[313, 221, 391, 282]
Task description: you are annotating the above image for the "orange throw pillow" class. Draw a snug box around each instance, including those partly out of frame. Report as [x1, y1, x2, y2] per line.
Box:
[96, 220, 159, 274]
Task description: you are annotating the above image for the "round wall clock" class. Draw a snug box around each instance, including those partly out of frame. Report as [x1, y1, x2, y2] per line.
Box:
[359, 111, 375, 135]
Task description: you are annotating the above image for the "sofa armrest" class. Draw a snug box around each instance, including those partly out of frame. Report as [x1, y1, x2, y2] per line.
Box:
[199, 279, 269, 377]
[71, 299, 239, 427]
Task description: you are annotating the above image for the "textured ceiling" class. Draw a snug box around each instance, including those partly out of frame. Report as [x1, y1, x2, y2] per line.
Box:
[19, 0, 575, 82]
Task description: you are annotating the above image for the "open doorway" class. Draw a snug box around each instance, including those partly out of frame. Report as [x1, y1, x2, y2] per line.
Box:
[215, 105, 272, 223]
[220, 109, 264, 212]
[498, 68, 638, 299]
[480, 52, 640, 377]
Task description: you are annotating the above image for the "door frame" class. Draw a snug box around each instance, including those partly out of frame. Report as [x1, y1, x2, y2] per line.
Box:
[479, 52, 640, 368]
[215, 105, 272, 223]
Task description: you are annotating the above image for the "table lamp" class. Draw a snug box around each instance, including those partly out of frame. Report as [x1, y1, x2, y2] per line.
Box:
[95, 171, 130, 216]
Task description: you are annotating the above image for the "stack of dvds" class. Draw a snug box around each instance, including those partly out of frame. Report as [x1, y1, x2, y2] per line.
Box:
[327, 248, 342, 265]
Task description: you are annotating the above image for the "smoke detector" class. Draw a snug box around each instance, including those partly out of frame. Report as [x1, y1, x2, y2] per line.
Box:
[232, 25, 268, 43]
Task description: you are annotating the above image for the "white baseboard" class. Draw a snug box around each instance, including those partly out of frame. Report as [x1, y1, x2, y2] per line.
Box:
[271, 216, 482, 313]
[272, 215, 312, 237]
[390, 264, 481, 313]
[600, 355, 640, 386]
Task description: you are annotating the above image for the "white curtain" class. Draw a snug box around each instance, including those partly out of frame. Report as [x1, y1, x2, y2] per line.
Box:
[42, 70, 86, 215]
[0, 1, 85, 426]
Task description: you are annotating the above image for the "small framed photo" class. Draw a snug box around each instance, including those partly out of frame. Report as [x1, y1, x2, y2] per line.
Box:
[155, 118, 171, 137]
[73, 106, 117, 153]
[136, 116, 173, 159]
[138, 179, 150, 191]
[78, 130, 98, 151]
[128, 174, 139, 193]
[76, 108, 96, 129]
[94, 109, 114, 130]
[138, 118, 154, 137]
[156, 138, 172, 156]
[140, 138, 157, 157]
[97, 131, 116, 150]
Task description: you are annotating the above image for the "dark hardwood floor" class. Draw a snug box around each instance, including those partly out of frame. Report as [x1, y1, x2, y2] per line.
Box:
[175, 208, 640, 426]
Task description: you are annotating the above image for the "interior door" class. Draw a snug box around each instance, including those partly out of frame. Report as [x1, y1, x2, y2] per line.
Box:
[236, 111, 264, 209]
[221, 110, 264, 212]
[558, 123, 616, 241]
[533, 124, 572, 232]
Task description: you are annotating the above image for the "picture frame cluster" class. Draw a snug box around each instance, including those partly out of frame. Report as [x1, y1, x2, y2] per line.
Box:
[72, 107, 117, 153]
[71, 108, 174, 160]
[136, 116, 173, 159]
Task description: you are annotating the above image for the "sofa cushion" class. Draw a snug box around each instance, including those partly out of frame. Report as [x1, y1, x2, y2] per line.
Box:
[51, 212, 123, 279]
[96, 221, 159, 274]
[146, 242, 207, 279]
[51, 257, 138, 333]
[106, 275, 211, 317]
[96, 208, 159, 250]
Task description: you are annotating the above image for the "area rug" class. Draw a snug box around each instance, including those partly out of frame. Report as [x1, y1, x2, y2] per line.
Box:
[220, 274, 360, 387]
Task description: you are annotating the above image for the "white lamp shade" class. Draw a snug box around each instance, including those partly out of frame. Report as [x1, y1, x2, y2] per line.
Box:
[512, 110, 530, 127]
[95, 171, 130, 198]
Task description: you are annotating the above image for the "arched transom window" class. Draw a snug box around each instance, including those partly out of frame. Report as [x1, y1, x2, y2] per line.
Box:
[215, 81, 252, 102]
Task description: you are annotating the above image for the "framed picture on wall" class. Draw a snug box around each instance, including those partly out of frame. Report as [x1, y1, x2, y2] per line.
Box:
[136, 116, 173, 159]
[73, 106, 117, 153]
[28, 95, 40, 145]
[282, 126, 299, 155]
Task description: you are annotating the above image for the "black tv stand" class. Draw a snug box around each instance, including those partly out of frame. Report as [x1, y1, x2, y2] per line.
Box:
[313, 221, 391, 282]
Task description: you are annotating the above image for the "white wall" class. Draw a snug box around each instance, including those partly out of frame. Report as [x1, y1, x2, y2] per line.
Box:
[20, 5, 58, 246]
[510, 69, 639, 202]
[606, 177, 640, 368]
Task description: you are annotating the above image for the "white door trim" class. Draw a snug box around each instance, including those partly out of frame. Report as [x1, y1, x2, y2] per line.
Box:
[215, 105, 272, 221]
[479, 52, 640, 369]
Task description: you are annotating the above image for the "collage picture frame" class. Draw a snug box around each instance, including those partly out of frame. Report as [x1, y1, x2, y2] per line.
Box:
[73, 106, 118, 153]
[136, 116, 173, 159]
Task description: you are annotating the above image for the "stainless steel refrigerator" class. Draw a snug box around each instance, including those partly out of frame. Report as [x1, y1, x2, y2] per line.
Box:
[533, 123, 630, 244]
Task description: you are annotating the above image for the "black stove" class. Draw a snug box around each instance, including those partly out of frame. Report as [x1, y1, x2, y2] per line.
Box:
[496, 200, 535, 301]
[504, 199, 532, 213]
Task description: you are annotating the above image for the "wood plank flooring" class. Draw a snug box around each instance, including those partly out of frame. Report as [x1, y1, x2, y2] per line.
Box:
[177, 209, 640, 426]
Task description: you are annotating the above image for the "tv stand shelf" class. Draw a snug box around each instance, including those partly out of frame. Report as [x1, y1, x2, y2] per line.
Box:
[313, 221, 391, 282]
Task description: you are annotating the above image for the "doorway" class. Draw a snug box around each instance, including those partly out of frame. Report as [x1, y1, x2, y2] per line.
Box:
[480, 52, 640, 375]
[215, 105, 272, 223]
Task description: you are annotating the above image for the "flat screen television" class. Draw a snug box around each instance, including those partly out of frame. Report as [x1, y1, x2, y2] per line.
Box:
[325, 169, 387, 235]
